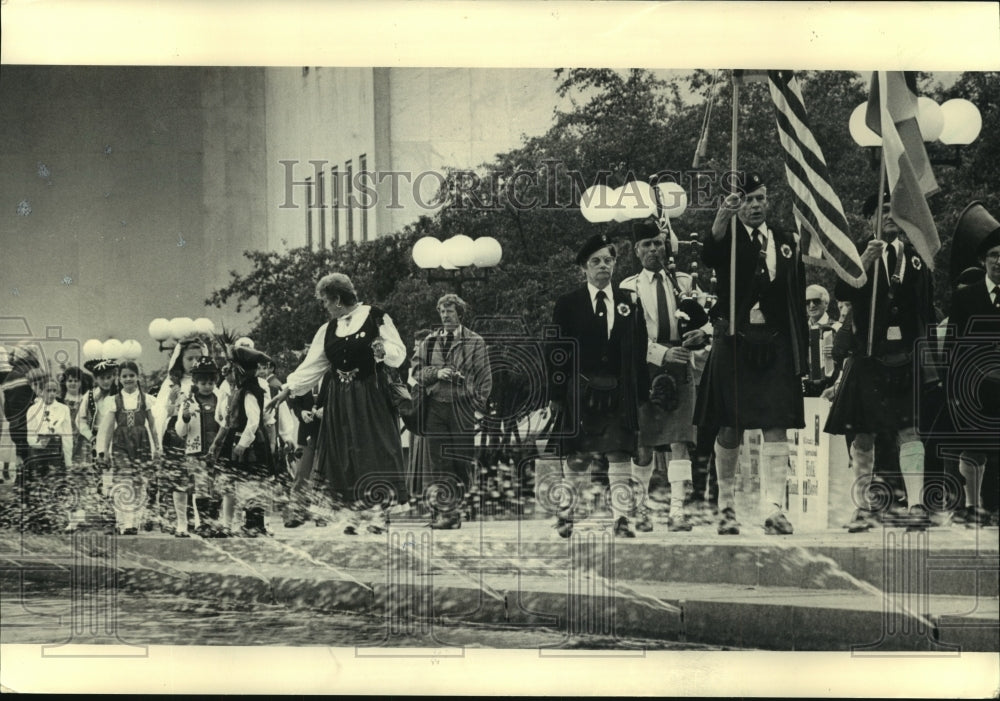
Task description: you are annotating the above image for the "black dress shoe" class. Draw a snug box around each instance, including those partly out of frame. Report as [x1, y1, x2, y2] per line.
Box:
[764, 510, 794, 535]
[366, 524, 387, 535]
[633, 511, 653, 533]
[283, 518, 305, 529]
[717, 507, 740, 535]
[668, 515, 693, 532]
[429, 512, 461, 530]
[554, 515, 574, 539]
[344, 525, 358, 535]
[845, 509, 876, 533]
[905, 505, 930, 532]
[612, 516, 635, 538]
[121, 527, 138, 536]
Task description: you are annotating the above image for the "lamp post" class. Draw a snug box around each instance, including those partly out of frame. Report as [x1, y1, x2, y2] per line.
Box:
[148, 317, 216, 353]
[81, 337, 143, 364]
[849, 97, 982, 167]
[412, 236, 503, 297]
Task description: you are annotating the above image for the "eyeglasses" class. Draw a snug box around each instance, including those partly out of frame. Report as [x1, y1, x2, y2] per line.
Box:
[986, 252, 1000, 262]
[806, 299, 823, 305]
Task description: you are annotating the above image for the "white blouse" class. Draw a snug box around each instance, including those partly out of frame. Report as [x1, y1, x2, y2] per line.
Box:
[95, 390, 157, 457]
[285, 305, 406, 396]
[26, 399, 74, 465]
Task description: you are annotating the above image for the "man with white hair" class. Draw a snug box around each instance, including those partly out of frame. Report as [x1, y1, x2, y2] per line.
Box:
[803, 284, 841, 397]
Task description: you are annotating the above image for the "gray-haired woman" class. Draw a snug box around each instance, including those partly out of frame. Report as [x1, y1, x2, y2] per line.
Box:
[268, 273, 409, 534]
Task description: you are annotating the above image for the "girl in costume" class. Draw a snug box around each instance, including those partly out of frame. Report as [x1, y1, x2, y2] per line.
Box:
[96, 361, 160, 535]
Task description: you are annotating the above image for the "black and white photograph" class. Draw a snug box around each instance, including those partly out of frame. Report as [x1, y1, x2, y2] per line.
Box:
[1, 1, 998, 696]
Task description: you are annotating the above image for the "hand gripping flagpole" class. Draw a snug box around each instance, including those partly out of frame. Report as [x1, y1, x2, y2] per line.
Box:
[866, 150, 888, 358]
[729, 74, 740, 337]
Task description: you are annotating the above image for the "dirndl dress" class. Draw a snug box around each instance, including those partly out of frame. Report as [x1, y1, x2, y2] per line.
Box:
[314, 310, 409, 507]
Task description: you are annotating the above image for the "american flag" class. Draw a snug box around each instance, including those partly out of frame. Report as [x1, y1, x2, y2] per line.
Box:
[767, 70, 865, 286]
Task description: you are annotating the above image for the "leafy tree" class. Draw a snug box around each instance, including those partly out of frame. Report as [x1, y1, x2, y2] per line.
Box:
[207, 69, 999, 354]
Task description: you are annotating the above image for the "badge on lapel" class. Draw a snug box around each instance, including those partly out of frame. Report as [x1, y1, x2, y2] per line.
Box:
[911, 255, 922, 271]
[616, 303, 631, 318]
[780, 243, 793, 259]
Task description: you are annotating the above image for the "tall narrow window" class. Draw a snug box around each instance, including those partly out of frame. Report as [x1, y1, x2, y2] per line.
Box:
[305, 175, 313, 249]
[359, 154, 369, 241]
[330, 165, 340, 246]
[345, 159, 354, 243]
[317, 169, 326, 248]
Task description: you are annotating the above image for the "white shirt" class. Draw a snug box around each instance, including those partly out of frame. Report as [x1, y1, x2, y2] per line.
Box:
[748, 223, 777, 281]
[285, 305, 406, 396]
[881, 239, 905, 281]
[95, 389, 157, 457]
[587, 283, 614, 339]
[26, 399, 74, 465]
[638, 268, 678, 342]
[986, 276, 998, 300]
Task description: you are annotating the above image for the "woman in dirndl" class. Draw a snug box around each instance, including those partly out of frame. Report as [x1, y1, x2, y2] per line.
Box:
[269, 273, 409, 535]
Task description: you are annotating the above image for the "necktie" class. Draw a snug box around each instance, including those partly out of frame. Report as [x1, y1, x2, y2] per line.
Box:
[885, 245, 897, 283]
[993, 288, 1000, 310]
[594, 290, 607, 319]
[653, 271, 671, 343]
[441, 331, 454, 357]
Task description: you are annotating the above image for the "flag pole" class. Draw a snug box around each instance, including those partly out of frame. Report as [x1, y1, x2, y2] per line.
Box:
[866, 142, 888, 358]
[729, 74, 740, 337]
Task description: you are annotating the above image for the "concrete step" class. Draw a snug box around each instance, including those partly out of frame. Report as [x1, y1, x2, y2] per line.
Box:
[4, 521, 994, 597]
[3, 555, 995, 652]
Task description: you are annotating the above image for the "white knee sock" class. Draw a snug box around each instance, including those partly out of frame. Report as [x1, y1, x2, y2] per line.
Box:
[173, 491, 188, 532]
[851, 440, 875, 511]
[630, 459, 655, 513]
[761, 441, 790, 513]
[959, 453, 985, 510]
[714, 441, 740, 509]
[608, 461, 632, 520]
[221, 494, 236, 529]
[667, 459, 692, 518]
[898, 441, 925, 508]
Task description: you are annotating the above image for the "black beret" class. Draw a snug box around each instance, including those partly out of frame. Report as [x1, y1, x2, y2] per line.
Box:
[863, 189, 891, 219]
[631, 218, 661, 244]
[576, 232, 616, 266]
[978, 228, 1000, 258]
[738, 171, 766, 195]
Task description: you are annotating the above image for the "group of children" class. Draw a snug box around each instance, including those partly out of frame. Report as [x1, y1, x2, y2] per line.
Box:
[6, 336, 296, 537]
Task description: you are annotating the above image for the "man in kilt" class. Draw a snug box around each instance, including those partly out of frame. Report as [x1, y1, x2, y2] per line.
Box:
[695, 173, 808, 535]
[620, 218, 708, 532]
[825, 192, 937, 532]
[547, 232, 648, 538]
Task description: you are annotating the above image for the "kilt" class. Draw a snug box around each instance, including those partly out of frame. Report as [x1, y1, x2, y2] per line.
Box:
[825, 354, 916, 435]
[695, 328, 805, 431]
[639, 361, 696, 447]
[556, 381, 637, 456]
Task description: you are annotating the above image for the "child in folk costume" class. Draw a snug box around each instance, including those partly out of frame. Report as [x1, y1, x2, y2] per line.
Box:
[154, 339, 210, 532]
[210, 347, 275, 537]
[24, 376, 75, 532]
[58, 366, 92, 531]
[59, 366, 90, 465]
[76, 360, 119, 528]
[96, 361, 161, 535]
[174, 357, 223, 537]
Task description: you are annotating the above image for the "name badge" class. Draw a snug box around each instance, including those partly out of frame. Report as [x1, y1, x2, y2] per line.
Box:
[886, 326, 902, 341]
[749, 308, 766, 325]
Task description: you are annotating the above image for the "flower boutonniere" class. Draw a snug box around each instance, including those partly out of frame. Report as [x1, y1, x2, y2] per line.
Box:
[911, 255, 923, 271]
[616, 303, 631, 318]
[780, 243, 793, 259]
